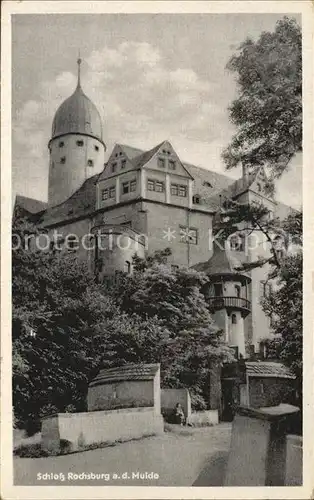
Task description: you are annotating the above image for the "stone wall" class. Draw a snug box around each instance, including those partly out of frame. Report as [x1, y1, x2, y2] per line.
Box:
[188, 410, 219, 427]
[285, 434, 302, 485]
[87, 380, 155, 412]
[249, 377, 295, 408]
[41, 407, 164, 454]
[161, 388, 191, 420]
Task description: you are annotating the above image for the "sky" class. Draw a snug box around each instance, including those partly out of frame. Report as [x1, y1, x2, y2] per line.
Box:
[12, 13, 302, 208]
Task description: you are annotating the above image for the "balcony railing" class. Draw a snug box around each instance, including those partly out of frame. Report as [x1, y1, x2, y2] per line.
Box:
[207, 296, 251, 313]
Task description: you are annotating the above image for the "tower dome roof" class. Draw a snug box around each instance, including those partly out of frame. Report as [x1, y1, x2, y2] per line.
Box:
[51, 58, 103, 143]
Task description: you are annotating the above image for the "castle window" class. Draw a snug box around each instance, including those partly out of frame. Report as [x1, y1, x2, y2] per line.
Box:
[158, 157, 165, 168]
[155, 181, 164, 192]
[94, 145, 99, 152]
[231, 314, 237, 324]
[66, 235, 79, 252]
[122, 182, 129, 194]
[124, 261, 131, 274]
[193, 195, 201, 204]
[60, 156, 66, 164]
[122, 180, 136, 195]
[203, 181, 213, 188]
[171, 184, 178, 196]
[260, 281, 272, 297]
[109, 186, 116, 199]
[87, 159, 94, 167]
[169, 160, 176, 170]
[121, 159, 126, 169]
[147, 180, 155, 191]
[102, 189, 109, 200]
[59, 141, 64, 148]
[171, 184, 187, 197]
[180, 226, 198, 245]
[112, 162, 117, 173]
[147, 179, 164, 192]
[230, 234, 245, 252]
[76, 140, 84, 147]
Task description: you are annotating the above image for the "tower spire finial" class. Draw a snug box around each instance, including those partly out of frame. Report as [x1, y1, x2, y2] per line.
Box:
[77, 50, 82, 88]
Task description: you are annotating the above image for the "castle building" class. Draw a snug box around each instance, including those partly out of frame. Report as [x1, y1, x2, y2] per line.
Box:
[14, 60, 297, 418]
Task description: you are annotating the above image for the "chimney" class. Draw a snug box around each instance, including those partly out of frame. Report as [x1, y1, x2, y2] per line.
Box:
[242, 163, 249, 186]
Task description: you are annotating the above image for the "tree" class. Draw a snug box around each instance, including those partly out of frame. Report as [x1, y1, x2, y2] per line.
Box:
[222, 16, 301, 186]
[261, 212, 302, 402]
[109, 253, 234, 408]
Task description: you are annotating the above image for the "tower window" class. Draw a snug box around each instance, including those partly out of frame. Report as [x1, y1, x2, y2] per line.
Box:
[158, 157, 165, 168]
[121, 159, 126, 169]
[231, 314, 237, 325]
[235, 285, 241, 298]
[59, 141, 64, 148]
[94, 145, 99, 152]
[112, 162, 117, 173]
[87, 159, 94, 167]
[169, 160, 176, 170]
[124, 261, 131, 274]
[76, 140, 84, 147]
[60, 156, 66, 164]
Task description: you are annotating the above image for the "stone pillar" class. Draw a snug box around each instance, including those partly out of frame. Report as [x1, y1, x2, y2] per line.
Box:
[140, 169, 146, 198]
[165, 173, 170, 204]
[224, 405, 300, 486]
[116, 176, 120, 204]
[188, 179, 193, 208]
[208, 362, 222, 413]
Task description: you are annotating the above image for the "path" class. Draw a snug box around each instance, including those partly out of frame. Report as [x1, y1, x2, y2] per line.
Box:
[14, 424, 231, 486]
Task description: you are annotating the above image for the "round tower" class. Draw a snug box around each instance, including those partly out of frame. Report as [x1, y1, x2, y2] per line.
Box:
[48, 57, 106, 207]
[194, 241, 251, 358]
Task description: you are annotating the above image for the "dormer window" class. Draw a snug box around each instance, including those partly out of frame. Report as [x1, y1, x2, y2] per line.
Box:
[59, 141, 64, 148]
[76, 140, 84, 147]
[203, 181, 213, 188]
[169, 160, 176, 170]
[87, 159, 94, 167]
[256, 182, 262, 193]
[112, 162, 117, 173]
[158, 157, 165, 168]
[60, 156, 66, 164]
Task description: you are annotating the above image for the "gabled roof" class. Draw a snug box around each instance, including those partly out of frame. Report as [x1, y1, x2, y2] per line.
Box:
[14, 195, 47, 214]
[118, 144, 144, 160]
[131, 142, 165, 169]
[89, 363, 160, 387]
[245, 361, 296, 379]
